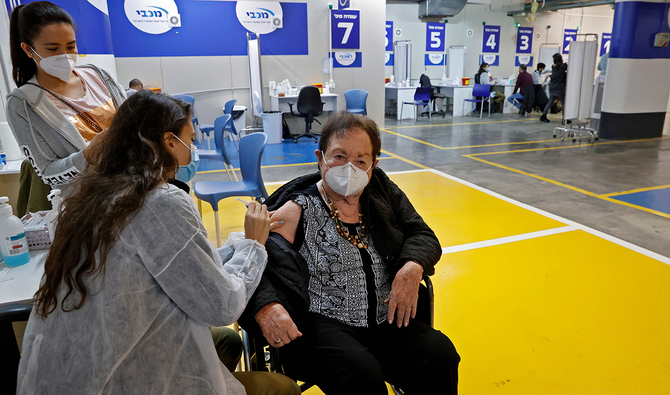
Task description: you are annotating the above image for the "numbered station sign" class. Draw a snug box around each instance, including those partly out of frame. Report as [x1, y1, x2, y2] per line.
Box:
[479, 54, 499, 66]
[482, 25, 501, 53]
[385, 21, 393, 51]
[425, 22, 445, 52]
[338, 0, 350, 9]
[385, 53, 394, 66]
[601, 33, 611, 56]
[563, 29, 578, 54]
[331, 10, 360, 49]
[424, 53, 446, 66]
[516, 27, 533, 54]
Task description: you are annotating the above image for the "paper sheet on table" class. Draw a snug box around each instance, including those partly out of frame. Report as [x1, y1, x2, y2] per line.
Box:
[4, 160, 22, 172]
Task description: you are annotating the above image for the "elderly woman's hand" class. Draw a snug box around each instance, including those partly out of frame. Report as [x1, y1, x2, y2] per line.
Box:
[385, 261, 424, 328]
[255, 302, 302, 348]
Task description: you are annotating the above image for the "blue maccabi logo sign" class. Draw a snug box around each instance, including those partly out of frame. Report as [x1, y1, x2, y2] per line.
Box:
[236, 1, 283, 34]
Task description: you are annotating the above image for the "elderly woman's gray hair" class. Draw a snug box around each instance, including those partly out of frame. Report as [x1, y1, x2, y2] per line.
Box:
[318, 112, 382, 158]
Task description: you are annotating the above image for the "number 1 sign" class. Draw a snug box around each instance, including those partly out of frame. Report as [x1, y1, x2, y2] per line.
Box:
[516, 27, 533, 54]
[601, 33, 611, 56]
[331, 10, 360, 49]
[482, 25, 501, 53]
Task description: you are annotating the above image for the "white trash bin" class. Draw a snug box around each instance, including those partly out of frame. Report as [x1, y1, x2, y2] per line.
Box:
[261, 112, 284, 144]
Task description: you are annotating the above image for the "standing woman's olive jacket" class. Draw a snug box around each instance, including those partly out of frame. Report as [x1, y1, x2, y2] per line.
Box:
[239, 168, 442, 335]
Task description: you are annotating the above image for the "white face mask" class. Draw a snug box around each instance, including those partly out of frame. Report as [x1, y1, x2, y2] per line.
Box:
[31, 47, 77, 82]
[321, 152, 373, 197]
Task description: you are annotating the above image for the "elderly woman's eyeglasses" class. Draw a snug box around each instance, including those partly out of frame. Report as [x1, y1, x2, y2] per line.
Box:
[321, 151, 373, 171]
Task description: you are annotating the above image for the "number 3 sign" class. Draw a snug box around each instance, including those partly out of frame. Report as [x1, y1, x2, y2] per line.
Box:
[482, 25, 501, 53]
[331, 10, 360, 49]
[516, 27, 533, 54]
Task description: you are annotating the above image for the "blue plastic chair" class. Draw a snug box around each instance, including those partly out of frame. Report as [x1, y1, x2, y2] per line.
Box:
[344, 89, 368, 115]
[463, 84, 491, 119]
[400, 87, 432, 122]
[194, 132, 269, 247]
[173, 94, 203, 143]
[223, 99, 240, 151]
[197, 114, 238, 182]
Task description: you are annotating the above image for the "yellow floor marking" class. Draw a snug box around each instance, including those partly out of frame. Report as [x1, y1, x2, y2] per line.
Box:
[469, 136, 670, 156]
[381, 128, 559, 151]
[435, 230, 670, 394]
[377, 172, 565, 247]
[385, 118, 537, 130]
[379, 149, 429, 169]
[463, 137, 670, 219]
[600, 184, 670, 197]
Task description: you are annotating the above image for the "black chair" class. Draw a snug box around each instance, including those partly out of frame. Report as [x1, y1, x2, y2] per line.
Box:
[241, 276, 435, 394]
[287, 86, 323, 143]
[1, 303, 32, 393]
[420, 74, 447, 117]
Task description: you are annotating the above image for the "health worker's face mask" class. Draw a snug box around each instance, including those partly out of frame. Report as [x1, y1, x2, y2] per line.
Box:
[173, 134, 200, 183]
[321, 151, 373, 197]
[31, 48, 77, 83]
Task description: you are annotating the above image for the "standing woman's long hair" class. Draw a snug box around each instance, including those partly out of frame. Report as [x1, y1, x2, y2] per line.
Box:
[9, 1, 75, 87]
[34, 91, 192, 318]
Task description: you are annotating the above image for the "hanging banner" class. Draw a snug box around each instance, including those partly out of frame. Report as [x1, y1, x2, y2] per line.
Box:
[479, 54, 499, 66]
[563, 29, 578, 54]
[600, 33, 612, 56]
[515, 55, 534, 67]
[332, 51, 362, 68]
[516, 27, 533, 54]
[425, 22, 445, 52]
[385, 53, 394, 66]
[424, 53, 446, 66]
[482, 25, 501, 53]
[385, 21, 393, 51]
[331, 9, 360, 49]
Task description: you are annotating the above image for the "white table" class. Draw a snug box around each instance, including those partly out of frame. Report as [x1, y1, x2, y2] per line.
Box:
[492, 83, 517, 114]
[433, 85, 475, 117]
[0, 249, 46, 390]
[269, 93, 338, 113]
[385, 86, 419, 120]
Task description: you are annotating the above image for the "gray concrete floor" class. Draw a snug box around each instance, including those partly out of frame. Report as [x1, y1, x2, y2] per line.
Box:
[194, 112, 670, 258]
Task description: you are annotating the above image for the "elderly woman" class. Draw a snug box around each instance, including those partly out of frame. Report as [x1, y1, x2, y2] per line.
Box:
[240, 112, 460, 394]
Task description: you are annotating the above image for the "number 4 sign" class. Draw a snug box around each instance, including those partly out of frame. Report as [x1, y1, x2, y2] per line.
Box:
[482, 25, 501, 53]
[331, 10, 360, 49]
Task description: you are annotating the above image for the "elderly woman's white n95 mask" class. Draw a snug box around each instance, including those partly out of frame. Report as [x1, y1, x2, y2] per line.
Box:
[322, 152, 372, 197]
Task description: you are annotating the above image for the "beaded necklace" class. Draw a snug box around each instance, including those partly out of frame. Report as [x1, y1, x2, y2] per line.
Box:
[319, 184, 369, 249]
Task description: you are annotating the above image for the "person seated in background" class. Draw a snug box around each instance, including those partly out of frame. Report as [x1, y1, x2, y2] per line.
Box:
[125, 78, 143, 97]
[508, 64, 534, 110]
[240, 112, 460, 395]
[474, 62, 491, 85]
[16, 91, 299, 395]
[474, 63, 505, 113]
[419, 74, 447, 116]
[533, 63, 546, 85]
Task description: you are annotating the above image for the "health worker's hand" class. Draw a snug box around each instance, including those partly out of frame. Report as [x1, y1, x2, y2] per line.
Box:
[385, 261, 424, 328]
[244, 201, 271, 245]
[255, 302, 302, 348]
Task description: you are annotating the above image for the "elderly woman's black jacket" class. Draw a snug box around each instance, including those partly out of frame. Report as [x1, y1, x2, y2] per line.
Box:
[238, 168, 441, 336]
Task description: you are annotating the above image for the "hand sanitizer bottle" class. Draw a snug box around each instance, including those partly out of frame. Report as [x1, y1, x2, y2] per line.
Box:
[0, 196, 30, 267]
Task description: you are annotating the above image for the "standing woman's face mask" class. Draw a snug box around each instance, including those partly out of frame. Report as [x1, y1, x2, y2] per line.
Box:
[21, 23, 78, 82]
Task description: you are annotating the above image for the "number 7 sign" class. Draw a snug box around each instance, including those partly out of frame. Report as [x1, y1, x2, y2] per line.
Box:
[331, 10, 360, 49]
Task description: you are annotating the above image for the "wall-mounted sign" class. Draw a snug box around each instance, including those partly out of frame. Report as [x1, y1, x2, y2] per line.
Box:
[385, 53, 394, 66]
[424, 53, 446, 66]
[516, 27, 533, 54]
[332, 51, 362, 68]
[479, 54, 499, 66]
[600, 33, 611, 56]
[515, 55, 534, 67]
[563, 29, 578, 54]
[338, 0, 350, 9]
[235, 1, 283, 35]
[386, 21, 393, 51]
[482, 25, 501, 53]
[124, 0, 180, 35]
[331, 9, 360, 49]
[426, 22, 445, 52]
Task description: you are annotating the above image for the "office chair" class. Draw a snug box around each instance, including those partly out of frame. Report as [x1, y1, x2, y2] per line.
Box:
[419, 74, 447, 117]
[240, 276, 435, 394]
[463, 84, 491, 119]
[287, 86, 323, 143]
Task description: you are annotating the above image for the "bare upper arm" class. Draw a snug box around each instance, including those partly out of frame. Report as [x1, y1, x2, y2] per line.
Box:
[270, 200, 302, 244]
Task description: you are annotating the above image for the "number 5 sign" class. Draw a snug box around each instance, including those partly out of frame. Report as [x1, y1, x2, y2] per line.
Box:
[425, 22, 445, 52]
[331, 10, 360, 49]
[516, 27, 533, 54]
[482, 25, 501, 53]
